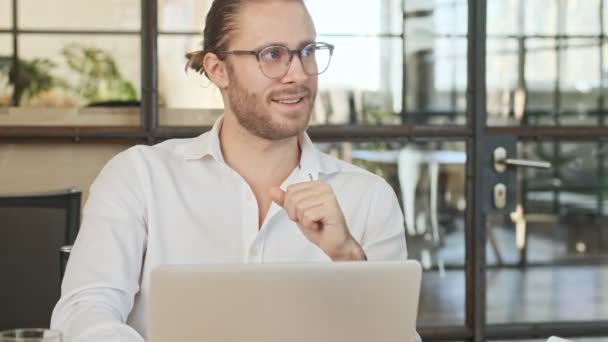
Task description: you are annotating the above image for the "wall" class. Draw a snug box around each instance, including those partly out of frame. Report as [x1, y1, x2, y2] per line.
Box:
[0, 143, 132, 207]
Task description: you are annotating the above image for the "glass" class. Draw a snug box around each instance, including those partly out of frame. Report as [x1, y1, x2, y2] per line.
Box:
[404, 0, 468, 123]
[0, 34, 11, 107]
[559, 40, 601, 125]
[524, 0, 559, 36]
[158, 0, 403, 35]
[0, 0, 10, 29]
[14, 35, 140, 119]
[486, 141, 608, 324]
[404, 0, 467, 41]
[486, 38, 520, 125]
[218, 42, 334, 79]
[317, 139, 467, 326]
[158, 0, 210, 32]
[488, 37, 605, 126]
[306, 0, 402, 35]
[314, 36, 402, 125]
[404, 35, 467, 124]
[18, 0, 140, 30]
[563, 0, 601, 35]
[487, 0, 519, 36]
[405, 0, 467, 37]
[424, 0, 468, 36]
[489, 0, 601, 36]
[523, 39, 557, 124]
[0, 329, 61, 342]
[158, 35, 223, 126]
[486, 38, 557, 125]
[495, 338, 608, 342]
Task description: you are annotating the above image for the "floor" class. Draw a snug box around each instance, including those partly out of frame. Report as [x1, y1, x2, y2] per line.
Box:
[414, 223, 608, 341]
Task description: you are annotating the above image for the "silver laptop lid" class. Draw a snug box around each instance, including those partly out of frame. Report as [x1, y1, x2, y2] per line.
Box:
[149, 261, 421, 342]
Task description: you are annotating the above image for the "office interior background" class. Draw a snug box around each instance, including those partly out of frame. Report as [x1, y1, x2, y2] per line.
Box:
[0, 0, 607, 341]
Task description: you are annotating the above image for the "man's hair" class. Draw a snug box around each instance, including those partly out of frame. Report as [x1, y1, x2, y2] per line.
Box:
[185, 0, 303, 77]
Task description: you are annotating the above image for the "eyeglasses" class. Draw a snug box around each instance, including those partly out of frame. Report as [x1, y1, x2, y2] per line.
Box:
[218, 42, 334, 79]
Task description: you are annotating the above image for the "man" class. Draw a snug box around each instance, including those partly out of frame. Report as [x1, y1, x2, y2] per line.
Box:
[51, 0, 407, 341]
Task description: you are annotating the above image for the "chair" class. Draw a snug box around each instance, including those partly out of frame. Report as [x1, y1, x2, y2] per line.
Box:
[0, 189, 81, 330]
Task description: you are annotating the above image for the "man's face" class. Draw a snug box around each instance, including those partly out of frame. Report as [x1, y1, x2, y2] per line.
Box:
[224, 0, 318, 140]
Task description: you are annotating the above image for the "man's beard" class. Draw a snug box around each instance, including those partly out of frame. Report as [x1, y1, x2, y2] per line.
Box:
[226, 71, 315, 140]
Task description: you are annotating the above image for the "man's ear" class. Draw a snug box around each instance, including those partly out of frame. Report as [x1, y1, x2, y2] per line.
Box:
[204, 52, 229, 89]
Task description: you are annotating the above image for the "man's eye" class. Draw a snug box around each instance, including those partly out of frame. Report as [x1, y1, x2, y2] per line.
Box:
[261, 48, 285, 61]
[302, 47, 316, 58]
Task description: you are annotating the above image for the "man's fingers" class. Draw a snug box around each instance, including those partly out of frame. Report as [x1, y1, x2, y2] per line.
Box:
[299, 204, 324, 231]
[276, 181, 339, 232]
[269, 187, 286, 207]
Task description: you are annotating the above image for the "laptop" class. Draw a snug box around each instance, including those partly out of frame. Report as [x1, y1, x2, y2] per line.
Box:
[148, 261, 422, 342]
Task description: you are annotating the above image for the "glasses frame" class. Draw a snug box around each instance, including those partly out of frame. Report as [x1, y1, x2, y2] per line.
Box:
[217, 42, 335, 79]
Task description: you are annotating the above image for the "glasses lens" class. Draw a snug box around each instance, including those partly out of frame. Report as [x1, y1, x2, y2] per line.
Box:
[258, 46, 290, 78]
[301, 43, 332, 76]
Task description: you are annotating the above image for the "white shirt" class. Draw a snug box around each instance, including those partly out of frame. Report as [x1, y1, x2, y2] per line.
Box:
[51, 118, 408, 342]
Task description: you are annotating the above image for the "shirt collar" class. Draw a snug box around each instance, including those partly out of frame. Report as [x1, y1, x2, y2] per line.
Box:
[297, 132, 322, 181]
[180, 115, 338, 178]
[181, 116, 225, 163]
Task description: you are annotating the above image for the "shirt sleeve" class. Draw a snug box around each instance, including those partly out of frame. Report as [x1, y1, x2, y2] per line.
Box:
[51, 148, 148, 342]
[360, 178, 408, 261]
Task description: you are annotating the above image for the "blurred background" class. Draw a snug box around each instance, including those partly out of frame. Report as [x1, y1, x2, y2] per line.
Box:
[1, 0, 607, 341]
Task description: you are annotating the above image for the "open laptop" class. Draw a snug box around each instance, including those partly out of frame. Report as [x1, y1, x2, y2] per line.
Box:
[148, 261, 422, 342]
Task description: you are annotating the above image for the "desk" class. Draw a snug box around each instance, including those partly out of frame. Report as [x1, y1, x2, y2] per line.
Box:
[351, 148, 466, 240]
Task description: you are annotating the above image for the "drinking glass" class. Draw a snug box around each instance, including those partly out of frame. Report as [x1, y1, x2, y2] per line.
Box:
[0, 329, 62, 342]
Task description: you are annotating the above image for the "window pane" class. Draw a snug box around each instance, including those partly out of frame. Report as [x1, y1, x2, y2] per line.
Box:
[158, 35, 223, 126]
[563, 0, 601, 35]
[524, 0, 559, 36]
[405, 36, 467, 124]
[407, 0, 467, 36]
[2, 35, 141, 126]
[488, 38, 553, 125]
[158, 0, 403, 35]
[321, 139, 466, 326]
[404, 0, 467, 124]
[495, 338, 608, 342]
[0, 34, 12, 107]
[314, 36, 402, 125]
[18, 0, 140, 30]
[307, 0, 402, 35]
[523, 39, 557, 124]
[490, 0, 602, 36]
[559, 39, 601, 125]
[488, 37, 605, 126]
[487, 0, 519, 36]
[486, 141, 608, 324]
[0, 0, 10, 29]
[158, 0, 209, 32]
[405, 0, 467, 40]
[486, 38, 519, 125]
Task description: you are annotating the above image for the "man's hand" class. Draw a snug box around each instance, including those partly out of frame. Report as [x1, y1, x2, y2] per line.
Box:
[269, 181, 366, 261]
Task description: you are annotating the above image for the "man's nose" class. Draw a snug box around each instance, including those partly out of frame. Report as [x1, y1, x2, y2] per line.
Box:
[281, 53, 310, 83]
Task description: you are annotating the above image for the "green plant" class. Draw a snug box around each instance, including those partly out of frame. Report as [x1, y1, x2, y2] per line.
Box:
[61, 43, 137, 104]
[0, 56, 67, 104]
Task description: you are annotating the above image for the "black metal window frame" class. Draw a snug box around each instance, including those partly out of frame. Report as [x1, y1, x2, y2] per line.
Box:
[2, 1, 608, 341]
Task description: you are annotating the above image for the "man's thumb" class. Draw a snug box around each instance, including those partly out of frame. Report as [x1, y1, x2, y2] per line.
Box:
[269, 187, 286, 207]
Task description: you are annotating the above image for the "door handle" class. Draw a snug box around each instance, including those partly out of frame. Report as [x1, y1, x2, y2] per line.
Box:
[494, 147, 551, 173]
